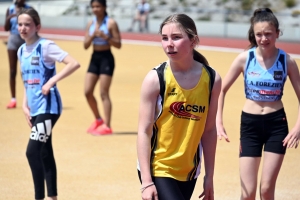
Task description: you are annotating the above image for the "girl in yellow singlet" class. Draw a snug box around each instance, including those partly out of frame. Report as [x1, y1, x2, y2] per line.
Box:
[137, 14, 222, 200]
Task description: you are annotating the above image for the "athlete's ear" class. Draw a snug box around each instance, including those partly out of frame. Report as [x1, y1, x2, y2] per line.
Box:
[191, 36, 199, 48]
[36, 24, 41, 33]
[191, 38, 196, 48]
[276, 29, 280, 39]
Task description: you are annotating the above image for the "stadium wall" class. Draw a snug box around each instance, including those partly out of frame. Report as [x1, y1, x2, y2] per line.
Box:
[0, 14, 299, 42]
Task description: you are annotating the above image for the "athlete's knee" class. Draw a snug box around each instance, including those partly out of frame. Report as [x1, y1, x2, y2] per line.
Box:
[84, 89, 94, 99]
[100, 90, 109, 100]
[260, 183, 275, 200]
[240, 194, 256, 200]
[241, 188, 256, 200]
[26, 146, 40, 161]
[41, 146, 51, 158]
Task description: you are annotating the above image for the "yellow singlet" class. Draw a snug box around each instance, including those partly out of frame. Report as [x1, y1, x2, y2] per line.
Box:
[150, 62, 215, 181]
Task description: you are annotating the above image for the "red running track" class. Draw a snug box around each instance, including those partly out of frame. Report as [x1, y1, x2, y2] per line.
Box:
[1, 27, 299, 55]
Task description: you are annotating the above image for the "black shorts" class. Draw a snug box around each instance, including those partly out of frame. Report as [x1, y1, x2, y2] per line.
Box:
[137, 170, 197, 200]
[240, 108, 288, 157]
[87, 50, 115, 76]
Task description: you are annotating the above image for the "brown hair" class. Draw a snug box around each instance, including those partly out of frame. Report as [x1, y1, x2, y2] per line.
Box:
[248, 8, 280, 49]
[159, 13, 209, 66]
[18, 7, 41, 27]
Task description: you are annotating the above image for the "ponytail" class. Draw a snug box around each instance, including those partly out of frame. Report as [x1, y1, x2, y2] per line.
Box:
[193, 49, 209, 66]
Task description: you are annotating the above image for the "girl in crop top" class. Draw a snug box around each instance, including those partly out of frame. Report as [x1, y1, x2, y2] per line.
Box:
[83, 0, 121, 136]
[217, 8, 300, 200]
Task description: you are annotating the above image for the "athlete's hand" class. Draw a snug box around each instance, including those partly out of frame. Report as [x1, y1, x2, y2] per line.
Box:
[199, 176, 214, 200]
[141, 184, 158, 200]
[90, 29, 98, 38]
[8, 13, 17, 19]
[23, 106, 32, 127]
[216, 123, 230, 142]
[94, 29, 102, 37]
[95, 30, 109, 40]
[15, 7, 21, 14]
[283, 127, 300, 149]
[42, 80, 55, 95]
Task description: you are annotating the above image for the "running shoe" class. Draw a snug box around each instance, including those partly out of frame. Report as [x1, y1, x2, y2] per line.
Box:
[6, 100, 16, 109]
[91, 124, 113, 136]
[87, 119, 103, 133]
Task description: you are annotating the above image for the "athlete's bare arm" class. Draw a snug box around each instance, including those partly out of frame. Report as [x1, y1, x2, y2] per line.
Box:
[22, 86, 32, 127]
[83, 20, 94, 50]
[137, 70, 160, 200]
[199, 72, 221, 200]
[42, 55, 80, 95]
[216, 51, 247, 142]
[107, 19, 121, 49]
[283, 55, 300, 148]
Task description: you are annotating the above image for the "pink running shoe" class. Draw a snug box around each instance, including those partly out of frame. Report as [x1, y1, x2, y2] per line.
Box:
[87, 119, 104, 133]
[6, 100, 16, 109]
[91, 125, 113, 136]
